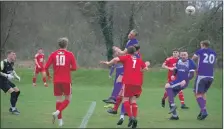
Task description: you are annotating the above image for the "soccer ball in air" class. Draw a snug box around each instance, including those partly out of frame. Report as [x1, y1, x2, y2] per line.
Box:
[185, 6, 196, 15]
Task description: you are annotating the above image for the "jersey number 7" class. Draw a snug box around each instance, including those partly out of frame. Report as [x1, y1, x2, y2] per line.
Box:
[132, 59, 137, 68]
[56, 55, 65, 66]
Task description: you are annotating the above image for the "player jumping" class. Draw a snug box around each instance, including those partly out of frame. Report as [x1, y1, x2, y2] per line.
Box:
[165, 49, 196, 120]
[101, 46, 150, 128]
[44, 37, 77, 127]
[161, 49, 189, 109]
[32, 48, 51, 87]
[0, 50, 21, 115]
[192, 40, 216, 120]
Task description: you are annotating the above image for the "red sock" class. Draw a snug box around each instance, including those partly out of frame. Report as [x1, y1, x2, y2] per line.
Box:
[131, 102, 138, 118]
[58, 100, 70, 112]
[32, 77, 36, 83]
[178, 90, 185, 105]
[42, 77, 47, 83]
[123, 101, 132, 117]
[163, 91, 168, 100]
[113, 96, 122, 111]
[56, 102, 62, 119]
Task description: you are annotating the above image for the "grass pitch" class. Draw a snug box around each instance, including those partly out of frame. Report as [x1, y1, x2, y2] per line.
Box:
[1, 68, 222, 128]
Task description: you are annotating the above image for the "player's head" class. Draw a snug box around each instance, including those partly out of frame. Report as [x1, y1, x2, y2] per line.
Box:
[200, 40, 210, 49]
[128, 29, 138, 39]
[6, 50, 16, 62]
[172, 48, 179, 58]
[38, 48, 43, 54]
[179, 49, 188, 61]
[58, 37, 69, 49]
[134, 44, 140, 52]
[127, 46, 136, 55]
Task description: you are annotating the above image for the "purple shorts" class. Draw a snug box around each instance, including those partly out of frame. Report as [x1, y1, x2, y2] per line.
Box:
[194, 76, 213, 94]
[169, 79, 189, 97]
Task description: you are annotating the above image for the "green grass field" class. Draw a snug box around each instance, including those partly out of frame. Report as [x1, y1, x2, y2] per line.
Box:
[1, 68, 223, 128]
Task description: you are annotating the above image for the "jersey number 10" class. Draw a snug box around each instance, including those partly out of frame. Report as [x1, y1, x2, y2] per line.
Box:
[56, 55, 65, 66]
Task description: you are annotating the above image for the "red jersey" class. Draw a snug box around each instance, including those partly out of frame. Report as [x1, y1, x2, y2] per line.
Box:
[35, 53, 44, 67]
[45, 49, 77, 83]
[119, 54, 146, 86]
[163, 56, 178, 81]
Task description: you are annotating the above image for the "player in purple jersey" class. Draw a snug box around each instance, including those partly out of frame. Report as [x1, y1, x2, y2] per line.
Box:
[192, 40, 217, 120]
[113, 29, 139, 56]
[165, 49, 196, 120]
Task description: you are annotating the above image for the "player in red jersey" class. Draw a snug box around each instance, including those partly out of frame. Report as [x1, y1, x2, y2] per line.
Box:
[101, 46, 149, 128]
[32, 48, 51, 87]
[44, 37, 77, 127]
[161, 49, 188, 109]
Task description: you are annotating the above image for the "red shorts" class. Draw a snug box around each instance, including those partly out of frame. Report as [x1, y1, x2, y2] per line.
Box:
[34, 66, 45, 74]
[54, 83, 72, 96]
[123, 84, 142, 98]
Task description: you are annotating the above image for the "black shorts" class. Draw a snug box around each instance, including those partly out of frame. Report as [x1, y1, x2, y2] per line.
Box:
[0, 79, 16, 93]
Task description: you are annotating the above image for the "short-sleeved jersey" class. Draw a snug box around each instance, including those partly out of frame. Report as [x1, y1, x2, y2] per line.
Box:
[45, 49, 77, 83]
[0, 59, 14, 80]
[35, 53, 45, 67]
[163, 57, 178, 77]
[194, 48, 216, 77]
[176, 59, 196, 81]
[118, 54, 146, 86]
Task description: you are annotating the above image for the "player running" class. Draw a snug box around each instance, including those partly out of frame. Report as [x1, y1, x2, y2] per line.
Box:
[161, 49, 188, 109]
[101, 46, 150, 128]
[192, 40, 216, 120]
[44, 37, 77, 127]
[165, 49, 196, 120]
[32, 48, 51, 87]
[0, 50, 21, 115]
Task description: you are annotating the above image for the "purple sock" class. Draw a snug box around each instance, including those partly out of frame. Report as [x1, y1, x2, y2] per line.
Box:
[111, 82, 122, 98]
[197, 97, 206, 112]
[166, 88, 174, 104]
[120, 104, 125, 115]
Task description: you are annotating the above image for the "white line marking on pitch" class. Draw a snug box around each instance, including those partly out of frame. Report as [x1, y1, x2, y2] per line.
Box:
[79, 101, 96, 128]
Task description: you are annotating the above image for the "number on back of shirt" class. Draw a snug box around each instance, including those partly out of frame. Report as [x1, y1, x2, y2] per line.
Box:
[56, 55, 65, 66]
[203, 53, 215, 64]
[132, 59, 137, 68]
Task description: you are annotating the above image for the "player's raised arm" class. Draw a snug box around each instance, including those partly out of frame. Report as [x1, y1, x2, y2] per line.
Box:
[70, 53, 77, 71]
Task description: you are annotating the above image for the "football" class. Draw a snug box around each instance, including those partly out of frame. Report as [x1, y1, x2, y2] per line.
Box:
[185, 5, 196, 15]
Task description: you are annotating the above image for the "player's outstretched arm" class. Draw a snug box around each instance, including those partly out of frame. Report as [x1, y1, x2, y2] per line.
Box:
[113, 46, 127, 55]
[100, 57, 120, 66]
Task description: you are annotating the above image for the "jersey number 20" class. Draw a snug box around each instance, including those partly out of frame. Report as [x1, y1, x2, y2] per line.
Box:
[56, 55, 65, 66]
[203, 53, 215, 64]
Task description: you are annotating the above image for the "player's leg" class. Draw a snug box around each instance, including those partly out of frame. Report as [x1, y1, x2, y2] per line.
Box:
[32, 67, 39, 86]
[9, 81, 21, 114]
[130, 95, 139, 129]
[194, 77, 213, 120]
[46, 69, 51, 81]
[52, 83, 72, 126]
[178, 90, 189, 109]
[41, 69, 48, 87]
[52, 83, 64, 124]
[161, 90, 167, 107]
[165, 82, 179, 120]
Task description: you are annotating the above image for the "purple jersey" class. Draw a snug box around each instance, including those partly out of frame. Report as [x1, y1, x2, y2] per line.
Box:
[109, 64, 124, 78]
[125, 39, 138, 49]
[194, 48, 216, 77]
[176, 59, 196, 81]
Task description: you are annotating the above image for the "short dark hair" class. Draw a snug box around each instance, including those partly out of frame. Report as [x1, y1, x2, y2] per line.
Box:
[58, 37, 68, 49]
[200, 40, 210, 47]
[6, 50, 14, 55]
[127, 46, 136, 55]
[172, 48, 179, 52]
[134, 44, 140, 51]
[179, 49, 188, 53]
